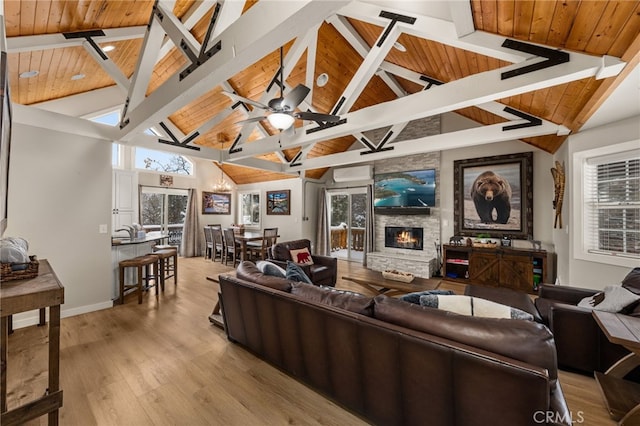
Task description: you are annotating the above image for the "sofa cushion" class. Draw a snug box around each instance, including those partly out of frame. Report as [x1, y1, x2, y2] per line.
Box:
[256, 260, 286, 278]
[464, 285, 543, 323]
[286, 261, 313, 284]
[290, 282, 374, 316]
[289, 247, 314, 265]
[577, 285, 640, 313]
[373, 295, 558, 384]
[400, 289, 454, 304]
[419, 294, 535, 321]
[622, 267, 640, 295]
[235, 261, 292, 292]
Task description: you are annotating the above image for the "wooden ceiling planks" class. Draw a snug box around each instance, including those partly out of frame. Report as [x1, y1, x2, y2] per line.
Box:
[3, 0, 640, 183]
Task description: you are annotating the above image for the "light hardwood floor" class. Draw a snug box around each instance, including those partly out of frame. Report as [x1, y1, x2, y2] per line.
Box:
[6, 257, 615, 425]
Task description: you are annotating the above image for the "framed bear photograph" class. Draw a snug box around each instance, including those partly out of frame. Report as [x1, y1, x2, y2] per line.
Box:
[453, 152, 533, 239]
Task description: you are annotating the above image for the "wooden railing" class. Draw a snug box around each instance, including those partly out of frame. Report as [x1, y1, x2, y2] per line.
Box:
[331, 227, 364, 252]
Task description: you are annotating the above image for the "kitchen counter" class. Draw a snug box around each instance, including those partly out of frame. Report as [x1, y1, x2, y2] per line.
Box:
[111, 232, 168, 246]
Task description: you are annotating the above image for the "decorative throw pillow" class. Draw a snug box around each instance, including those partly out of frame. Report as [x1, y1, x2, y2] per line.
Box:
[286, 260, 313, 284]
[419, 294, 534, 321]
[577, 285, 640, 313]
[289, 247, 314, 265]
[256, 260, 286, 278]
[622, 267, 640, 295]
[400, 289, 455, 304]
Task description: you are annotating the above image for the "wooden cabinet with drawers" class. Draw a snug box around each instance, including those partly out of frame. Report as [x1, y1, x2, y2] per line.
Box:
[443, 245, 555, 294]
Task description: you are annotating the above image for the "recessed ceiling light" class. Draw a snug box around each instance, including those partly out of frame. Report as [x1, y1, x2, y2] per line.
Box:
[103, 45, 115, 52]
[71, 74, 85, 81]
[19, 70, 39, 79]
[393, 41, 406, 52]
[316, 73, 329, 87]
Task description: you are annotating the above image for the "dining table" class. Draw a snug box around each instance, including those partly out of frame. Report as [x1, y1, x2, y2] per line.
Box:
[234, 230, 279, 262]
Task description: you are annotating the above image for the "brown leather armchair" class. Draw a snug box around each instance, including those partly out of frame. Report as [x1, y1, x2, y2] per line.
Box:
[535, 284, 629, 374]
[268, 239, 337, 287]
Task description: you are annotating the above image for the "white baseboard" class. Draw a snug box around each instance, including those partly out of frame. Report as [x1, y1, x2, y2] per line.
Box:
[9, 300, 114, 330]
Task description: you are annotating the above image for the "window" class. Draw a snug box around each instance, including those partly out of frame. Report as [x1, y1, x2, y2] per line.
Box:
[238, 192, 260, 228]
[140, 187, 189, 246]
[135, 147, 193, 176]
[575, 142, 639, 267]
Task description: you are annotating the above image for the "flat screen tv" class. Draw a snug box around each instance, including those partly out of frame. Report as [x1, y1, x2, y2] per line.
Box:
[374, 169, 436, 214]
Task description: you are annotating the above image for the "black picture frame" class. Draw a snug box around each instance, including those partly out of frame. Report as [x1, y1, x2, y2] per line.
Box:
[202, 191, 231, 215]
[0, 51, 12, 236]
[266, 190, 290, 215]
[454, 152, 533, 239]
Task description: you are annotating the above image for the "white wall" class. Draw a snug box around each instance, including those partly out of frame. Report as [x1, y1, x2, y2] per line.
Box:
[554, 115, 640, 290]
[235, 177, 305, 243]
[440, 113, 555, 249]
[6, 123, 113, 327]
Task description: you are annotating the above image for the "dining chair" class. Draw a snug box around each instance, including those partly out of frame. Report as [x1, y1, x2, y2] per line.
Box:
[210, 226, 224, 262]
[247, 227, 278, 261]
[222, 228, 241, 266]
[203, 226, 214, 260]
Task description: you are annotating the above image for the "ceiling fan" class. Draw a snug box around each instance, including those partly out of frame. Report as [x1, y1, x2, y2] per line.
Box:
[222, 47, 341, 131]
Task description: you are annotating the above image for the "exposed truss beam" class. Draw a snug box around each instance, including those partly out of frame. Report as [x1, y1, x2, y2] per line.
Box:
[82, 40, 130, 91]
[155, 1, 201, 62]
[338, 1, 552, 64]
[380, 60, 569, 132]
[331, 21, 401, 115]
[126, 13, 168, 112]
[223, 50, 622, 162]
[5, 26, 147, 53]
[287, 120, 560, 173]
[227, 25, 319, 148]
[118, 0, 348, 140]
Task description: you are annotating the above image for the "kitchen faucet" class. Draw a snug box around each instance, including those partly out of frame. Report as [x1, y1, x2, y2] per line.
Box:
[114, 225, 136, 240]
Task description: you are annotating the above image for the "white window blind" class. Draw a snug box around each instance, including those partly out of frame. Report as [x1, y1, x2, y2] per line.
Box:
[584, 151, 639, 259]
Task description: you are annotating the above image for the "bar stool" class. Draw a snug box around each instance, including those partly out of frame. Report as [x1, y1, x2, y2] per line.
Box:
[118, 254, 160, 304]
[153, 249, 178, 289]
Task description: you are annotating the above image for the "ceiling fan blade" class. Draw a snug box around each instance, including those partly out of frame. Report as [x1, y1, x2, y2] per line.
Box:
[281, 84, 310, 110]
[221, 91, 269, 110]
[235, 116, 268, 125]
[295, 111, 341, 123]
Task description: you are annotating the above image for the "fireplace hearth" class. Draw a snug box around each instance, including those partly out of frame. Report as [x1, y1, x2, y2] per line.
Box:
[385, 226, 423, 250]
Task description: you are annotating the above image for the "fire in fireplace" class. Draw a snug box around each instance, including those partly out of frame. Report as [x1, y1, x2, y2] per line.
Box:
[385, 226, 423, 250]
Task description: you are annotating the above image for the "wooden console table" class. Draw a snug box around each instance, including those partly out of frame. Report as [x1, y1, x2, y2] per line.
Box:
[1, 259, 64, 425]
[593, 311, 640, 425]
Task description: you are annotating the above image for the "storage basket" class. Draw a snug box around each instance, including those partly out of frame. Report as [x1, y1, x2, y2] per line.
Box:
[382, 269, 415, 283]
[0, 255, 39, 282]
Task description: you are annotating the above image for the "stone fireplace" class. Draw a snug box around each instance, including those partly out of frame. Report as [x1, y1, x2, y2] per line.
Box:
[385, 226, 423, 250]
[364, 148, 441, 278]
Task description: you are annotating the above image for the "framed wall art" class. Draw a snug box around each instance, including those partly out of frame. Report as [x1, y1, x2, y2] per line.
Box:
[453, 152, 533, 239]
[266, 190, 290, 215]
[202, 191, 231, 215]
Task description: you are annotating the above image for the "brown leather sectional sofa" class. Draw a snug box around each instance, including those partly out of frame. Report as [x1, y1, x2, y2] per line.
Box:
[218, 262, 572, 425]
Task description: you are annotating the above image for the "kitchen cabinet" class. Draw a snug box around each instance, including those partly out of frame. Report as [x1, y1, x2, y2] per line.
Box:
[112, 170, 138, 231]
[443, 244, 555, 294]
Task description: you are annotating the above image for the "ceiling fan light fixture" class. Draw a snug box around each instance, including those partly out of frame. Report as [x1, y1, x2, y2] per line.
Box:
[267, 112, 295, 130]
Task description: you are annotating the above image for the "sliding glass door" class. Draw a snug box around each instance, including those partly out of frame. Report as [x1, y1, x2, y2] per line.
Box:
[140, 186, 188, 245]
[328, 188, 367, 262]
